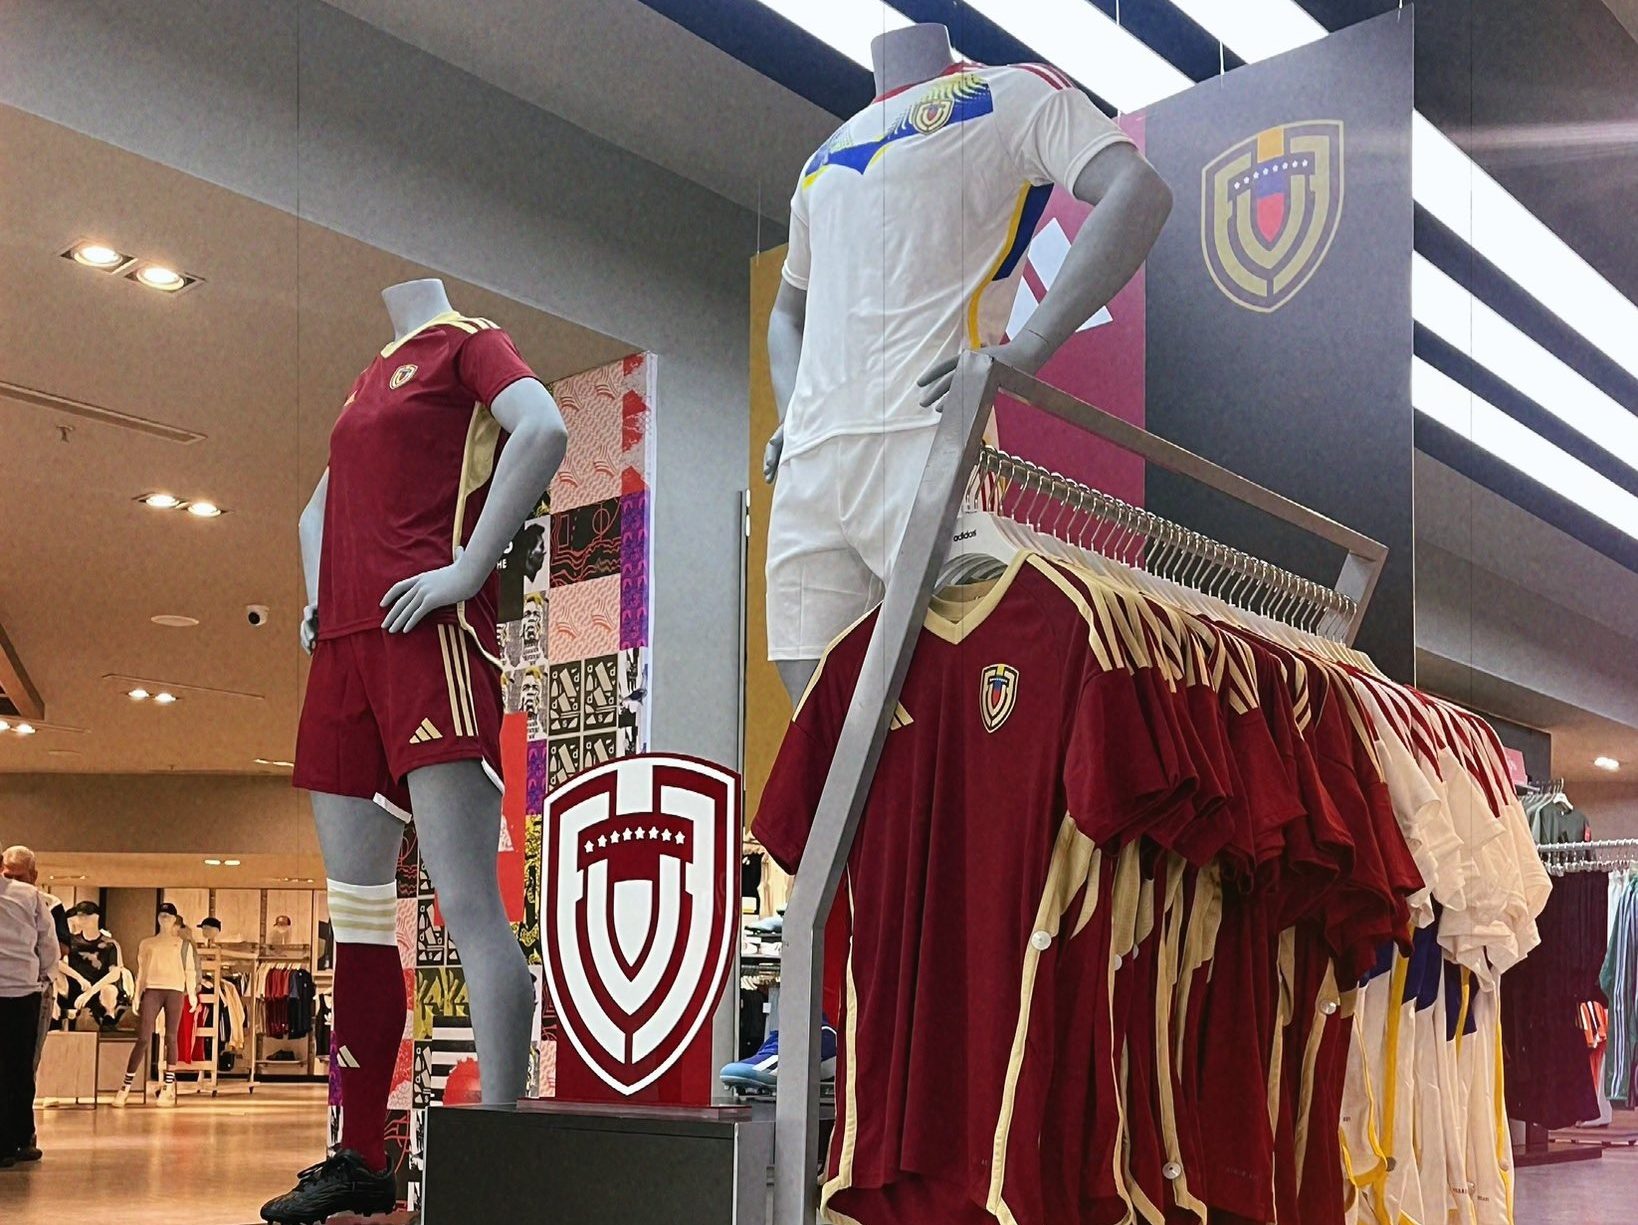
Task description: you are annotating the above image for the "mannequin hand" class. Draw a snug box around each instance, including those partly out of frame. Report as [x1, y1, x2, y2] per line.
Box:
[916, 333, 1054, 411]
[188, 994, 198, 1010]
[381, 554, 484, 634]
[763, 427, 784, 484]
[300, 604, 319, 655]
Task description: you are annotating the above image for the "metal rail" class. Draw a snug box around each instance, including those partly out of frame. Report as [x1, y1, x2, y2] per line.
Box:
[770, 353, 1389, 1223]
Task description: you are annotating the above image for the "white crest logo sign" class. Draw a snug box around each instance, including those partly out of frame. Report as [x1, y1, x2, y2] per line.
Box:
[542, 754, 739, 1095]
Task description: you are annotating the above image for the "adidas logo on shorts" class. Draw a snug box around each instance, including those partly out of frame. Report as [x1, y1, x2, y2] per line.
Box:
[409, 718, 443, 745]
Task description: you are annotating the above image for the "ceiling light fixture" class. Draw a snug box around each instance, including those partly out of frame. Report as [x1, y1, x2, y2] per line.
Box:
[150, 615, 199, 628]
[1413, 255, 1638, 474]
[185, 500, 222, 518]
[204, 858, 222, 866]
[152, 691, 178, 705]
[223, 859, 241, 867]
[14, 724, 37, 736]
[67, 241, 131, 271]
[961, 0, 1190, 111]
[254, 757, 296, 769]
[1595, 756, 1620, 772]
[128, 688, 150, 700]
[132, 264, 187, 292]
[751, 0, 910, 69]
[1163, 0, 1324, 62]
[1413, 358, 1638, 541]
[140, 492, 181, 509]
[0, 721, 9, 733]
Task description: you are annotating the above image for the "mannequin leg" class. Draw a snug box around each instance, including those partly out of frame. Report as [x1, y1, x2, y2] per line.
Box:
[124, 991, 163, 1074]
[407, 759, 533, 1104]
[313, 792, 407, 1171]
[776, 657, 820, 708]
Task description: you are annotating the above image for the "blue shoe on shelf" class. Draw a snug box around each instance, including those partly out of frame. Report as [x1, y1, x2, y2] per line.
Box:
[720, 1020, 838, 1091]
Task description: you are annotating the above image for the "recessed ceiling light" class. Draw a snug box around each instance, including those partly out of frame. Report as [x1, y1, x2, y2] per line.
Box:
[0, 721, 9, 733]
[150, 615, 199, 628]
[128, 688, 150, 700]
[152, 691, 177, 705]
[204, 858, 222, 866]
[15, 724, 37, 736]
[186, 500, 222, 518]
[69, 242, 128, 270]
[223, 859, 241, 867]
[1595, 756, 1620, 772]
[134, 264, 186, 291]
[140, 492, 181, 509]
[47, 749, 81, 757]
[254, 757, 295, 769]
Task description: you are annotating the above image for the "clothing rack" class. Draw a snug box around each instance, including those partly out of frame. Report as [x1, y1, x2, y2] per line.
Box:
[771, 354, 1390, 1223]
[172, 946, 223, 1095]
[1537, 839, 1638, 875]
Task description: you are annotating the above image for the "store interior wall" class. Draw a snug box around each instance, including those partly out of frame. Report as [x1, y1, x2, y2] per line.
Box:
[102, 887, 160, 966]
[0, 0, 772, 770]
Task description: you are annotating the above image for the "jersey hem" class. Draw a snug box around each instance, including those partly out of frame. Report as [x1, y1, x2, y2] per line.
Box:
[779, 416, 940, 463]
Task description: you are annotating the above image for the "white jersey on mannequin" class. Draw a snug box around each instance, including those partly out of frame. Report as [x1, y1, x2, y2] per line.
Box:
[779, 60, 1132, 458]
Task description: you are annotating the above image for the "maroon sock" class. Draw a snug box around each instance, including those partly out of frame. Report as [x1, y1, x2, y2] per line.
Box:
[334, 942, 405, 1171]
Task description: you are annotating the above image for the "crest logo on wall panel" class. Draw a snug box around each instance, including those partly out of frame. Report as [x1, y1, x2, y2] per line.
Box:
[1202, 120, 1345, 312]
[542, 753, 739, 1097]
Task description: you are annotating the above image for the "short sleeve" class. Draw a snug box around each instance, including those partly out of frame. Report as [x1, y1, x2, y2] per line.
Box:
[782, 180, 812, 291]
[1064, 667, 1188, 848]
[752, 719, 831, 874]
[1009, 67, 1135, 189]
[456, 326, 537, 406]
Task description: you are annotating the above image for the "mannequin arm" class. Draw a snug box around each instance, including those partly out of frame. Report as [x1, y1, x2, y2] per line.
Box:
[298, 470, 328, 653]
[382, 378, 568, 633]
[762, 281, 808, 483]
[918, 142, 1172, 406]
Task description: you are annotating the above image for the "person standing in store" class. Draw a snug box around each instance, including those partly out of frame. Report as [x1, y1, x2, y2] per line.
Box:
[0, 847, 58, 1167]
[1, 846, 68, 1162]
[114, 908, 199, 1107]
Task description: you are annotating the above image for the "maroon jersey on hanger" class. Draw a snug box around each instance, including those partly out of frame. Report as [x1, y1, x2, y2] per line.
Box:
[754, 553, 1194, 1225]
[317, 312, 535, 655]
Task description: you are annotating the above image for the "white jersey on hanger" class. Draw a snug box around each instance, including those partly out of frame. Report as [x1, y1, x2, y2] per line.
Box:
[779, 61, 1131, 459]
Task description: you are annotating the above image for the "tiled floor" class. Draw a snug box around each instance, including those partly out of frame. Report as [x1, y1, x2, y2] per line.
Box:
[2, 1085, 329, 1225]
[1515, 1140, 1638, 1224]
[5, 1083, 1635, 1223]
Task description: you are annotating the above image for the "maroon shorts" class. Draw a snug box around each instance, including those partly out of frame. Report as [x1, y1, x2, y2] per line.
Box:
[294, 620, 503, 818]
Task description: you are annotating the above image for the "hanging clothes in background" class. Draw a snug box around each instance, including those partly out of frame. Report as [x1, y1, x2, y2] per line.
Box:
[1502, 869, 1606, 1128]
[1521, 782, 1589, 844]
[1601, 870, 1638, 1108]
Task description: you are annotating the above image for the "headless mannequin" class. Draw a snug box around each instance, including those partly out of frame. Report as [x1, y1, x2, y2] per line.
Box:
[764, 23, 1173, 703]
[297, 277, 566, 1121]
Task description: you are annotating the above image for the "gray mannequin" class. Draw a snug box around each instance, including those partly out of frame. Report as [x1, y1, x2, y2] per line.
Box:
[764, 23, 1173, 702]
[296, 278, 564, 1106]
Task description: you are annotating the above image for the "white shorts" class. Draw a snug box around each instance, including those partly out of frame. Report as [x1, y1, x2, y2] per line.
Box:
[765, 428, 938, 661]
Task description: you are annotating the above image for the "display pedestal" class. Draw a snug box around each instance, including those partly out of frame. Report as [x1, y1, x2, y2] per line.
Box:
[422, 1099, 773, 1225]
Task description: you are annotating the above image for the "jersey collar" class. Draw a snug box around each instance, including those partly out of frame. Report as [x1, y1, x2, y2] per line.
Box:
[380, 309, 464, 359]
[872, 60, 980, 104]
[925, 548, 1030, 643]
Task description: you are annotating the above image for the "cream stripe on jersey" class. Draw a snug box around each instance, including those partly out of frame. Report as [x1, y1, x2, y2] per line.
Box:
[818, 879, 866, 1225]
[985, 816, 1097, 1224]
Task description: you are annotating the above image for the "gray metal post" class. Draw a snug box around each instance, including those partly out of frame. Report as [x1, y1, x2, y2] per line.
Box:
[770, 354, 1001, 1225]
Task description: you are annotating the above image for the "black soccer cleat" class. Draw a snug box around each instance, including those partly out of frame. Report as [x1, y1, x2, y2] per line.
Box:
[259, 1149, 396, 1224]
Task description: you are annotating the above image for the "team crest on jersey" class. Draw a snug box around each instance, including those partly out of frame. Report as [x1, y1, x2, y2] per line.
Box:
[542, 754, 739, 1095]
[910, 96, 954, 134]
[390, 363, 418, 389]
[1202, 120, 1344, 313]
[981, 664, 1019, 733]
